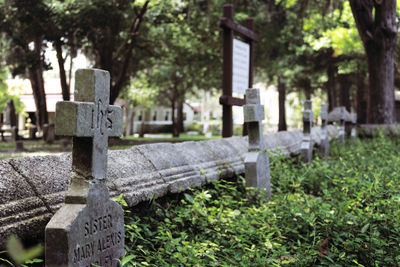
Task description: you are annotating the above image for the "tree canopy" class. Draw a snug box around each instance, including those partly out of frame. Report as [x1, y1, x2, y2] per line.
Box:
[0, 0, 398, 128]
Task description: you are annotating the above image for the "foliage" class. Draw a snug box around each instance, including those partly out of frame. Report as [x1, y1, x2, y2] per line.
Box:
[303, 1, 363, 57]
[0, 235, 43, 267]
[0, 70, 24, 114]
[122, 136, 400, 266]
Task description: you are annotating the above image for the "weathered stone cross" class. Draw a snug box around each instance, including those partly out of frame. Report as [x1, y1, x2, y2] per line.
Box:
[319, 104, 329, 158]
[55, 69, 122, 186]
[301, 100, 313, 163]
[243, 89, 266, 152]
[46, 69, 124, 267]
[243, 88, 271, 198]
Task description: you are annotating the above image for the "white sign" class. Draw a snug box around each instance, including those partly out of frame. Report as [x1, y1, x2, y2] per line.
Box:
[232, 38, 250, 95]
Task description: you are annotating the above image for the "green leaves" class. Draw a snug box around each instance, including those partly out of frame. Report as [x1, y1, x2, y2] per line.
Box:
[122, 136, 400, 266]
[3, 235, 43, 266]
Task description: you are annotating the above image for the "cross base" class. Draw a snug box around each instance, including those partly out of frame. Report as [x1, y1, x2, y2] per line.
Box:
[45, 183, 124, 267]
[244, 151, 271, 198]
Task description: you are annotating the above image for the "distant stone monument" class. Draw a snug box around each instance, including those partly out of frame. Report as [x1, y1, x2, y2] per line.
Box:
[45, 69, 124, 267]
[319, 104, 329, 158]
[301, 100, 313, 163]
[339, 107, 345, 145]
[243, 88, 271, 198]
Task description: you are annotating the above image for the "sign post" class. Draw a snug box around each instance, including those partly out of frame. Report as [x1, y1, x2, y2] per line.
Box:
[219, 4, 257, 137]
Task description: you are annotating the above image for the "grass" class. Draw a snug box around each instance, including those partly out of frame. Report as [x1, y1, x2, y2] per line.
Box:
[121, 136, 400, 266]
[1, 135, 400, 266]
[0, 140, 70, 152]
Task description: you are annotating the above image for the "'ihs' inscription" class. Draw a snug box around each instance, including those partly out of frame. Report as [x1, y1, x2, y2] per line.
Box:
[91, 100, 114, 135]
[73, 214, 123, 265]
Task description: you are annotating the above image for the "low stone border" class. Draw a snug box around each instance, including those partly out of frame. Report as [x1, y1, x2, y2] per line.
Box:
[0, 129, 322, 248]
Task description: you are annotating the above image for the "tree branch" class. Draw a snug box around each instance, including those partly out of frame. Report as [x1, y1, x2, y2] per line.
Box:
[110, 0, 150, 103]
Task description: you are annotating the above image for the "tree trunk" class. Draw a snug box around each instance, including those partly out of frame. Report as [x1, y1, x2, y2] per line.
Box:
[55, 40, 70, 101]
[327, 64, 338, 111]
[177, 97, 184, 133]
[278, 76, 287, 131]
[28, 66, 48, 128]
[27, 37, 48, 129]
[338, 74, 351, 111]
[356, 69, 368, 123]
[68, 50, 74, 92]
[171, 99, 179, 137]
[125, 109, 135, 136]
[304, 78, 311, 100]
[109, 0, 150, 104]
[365, 43, 396, 123]
[350, 0, 397, 123]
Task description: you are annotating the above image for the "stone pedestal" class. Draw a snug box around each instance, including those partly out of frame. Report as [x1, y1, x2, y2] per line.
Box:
[46, 183, 124, 267]
[301, 100, 313, 163]
[339, 107, 345, 145]
[350, 113, 357, 142]
[244, 152, 270, 196]
[319, 104, 329, 158]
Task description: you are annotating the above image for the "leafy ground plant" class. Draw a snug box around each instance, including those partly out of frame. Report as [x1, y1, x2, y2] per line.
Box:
[122, 136, 400, 266]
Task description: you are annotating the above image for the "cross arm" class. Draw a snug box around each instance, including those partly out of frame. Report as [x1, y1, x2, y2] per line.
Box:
[244, 105, 264, 123]
[55, 101, 122, 137]
[303, 110, 313, 122]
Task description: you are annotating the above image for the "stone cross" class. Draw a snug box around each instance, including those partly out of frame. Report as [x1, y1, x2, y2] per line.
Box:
[339, 106, 345, 145]
[243, 88, 271, 198]
[45, 69, 124, 267]
[319, 104, 329, 158]
[301, 100, 313, 163]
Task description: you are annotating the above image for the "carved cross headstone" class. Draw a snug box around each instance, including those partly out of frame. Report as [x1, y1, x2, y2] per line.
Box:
[319, 104, 329, 158]
[45, 69, 124, 267]
[301, 100, 313, 163]
[243, 88, 271, 198]
[339, 106, 345, 145]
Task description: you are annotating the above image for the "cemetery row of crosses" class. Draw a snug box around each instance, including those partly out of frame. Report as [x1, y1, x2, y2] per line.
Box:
[40, 68, 349, 266]
[0, 2, 399, 266]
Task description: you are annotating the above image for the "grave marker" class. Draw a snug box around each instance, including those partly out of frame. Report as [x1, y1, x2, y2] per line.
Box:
[351, 113, 357, 141]
[45, 69, 124, 267]
[219, 4, 257, 137]
[319, 104, 329, 158]
[301, 100, 313, 163]
[339, 106, 345, 145]
[243, 88, 271, 198]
